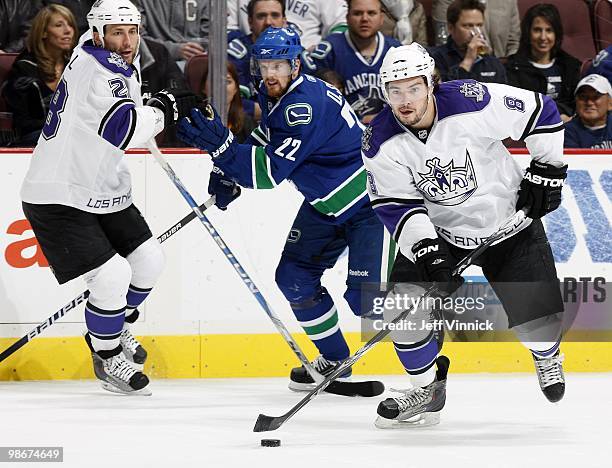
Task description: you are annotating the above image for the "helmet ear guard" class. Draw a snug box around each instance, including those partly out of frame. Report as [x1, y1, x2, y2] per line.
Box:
[379, 43, 436, 103]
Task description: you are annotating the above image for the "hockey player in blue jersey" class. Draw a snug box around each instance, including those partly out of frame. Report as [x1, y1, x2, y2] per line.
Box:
[363, 43, 567, 428]
[227, 0, 287, 115]
[178, 26, 395, 391]
[301, 0, 401, 123]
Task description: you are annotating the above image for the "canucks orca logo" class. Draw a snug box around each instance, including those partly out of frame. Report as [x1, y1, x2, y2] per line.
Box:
[285, 103, 312, 126]
[352, 86, 384, 118]
[416, 150, 478, 205]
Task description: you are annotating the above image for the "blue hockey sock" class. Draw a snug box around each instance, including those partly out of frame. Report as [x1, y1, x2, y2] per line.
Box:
[394, 331, 439, 386]
[292, 291, 350, 362]
[85, 301, 126, 351]
[125, 284, 152, 322]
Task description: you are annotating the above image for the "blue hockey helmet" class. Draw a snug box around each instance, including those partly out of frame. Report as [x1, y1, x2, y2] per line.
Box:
[251, 26, 303, 62]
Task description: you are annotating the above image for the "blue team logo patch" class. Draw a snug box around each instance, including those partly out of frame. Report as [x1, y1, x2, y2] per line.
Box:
[285, 103, 312, 126]
[459, 82, 485, 102]
[504, 96, 525, 112]
[416, 150, 478, 206]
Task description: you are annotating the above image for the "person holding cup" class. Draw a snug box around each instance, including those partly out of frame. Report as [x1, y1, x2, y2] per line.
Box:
[429, 0, 506, 84]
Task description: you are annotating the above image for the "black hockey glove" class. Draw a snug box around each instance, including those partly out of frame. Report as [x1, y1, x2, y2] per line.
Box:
[411, 237, 464, 297]
[208, 166, 241, 211]
[516, 160, 567, 219]
[147, 89, 203, 128]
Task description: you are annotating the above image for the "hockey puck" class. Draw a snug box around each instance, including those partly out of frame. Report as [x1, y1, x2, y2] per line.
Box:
[261, 439, 281, 447]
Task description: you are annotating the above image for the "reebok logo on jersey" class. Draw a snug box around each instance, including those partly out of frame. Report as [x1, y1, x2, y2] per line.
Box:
[349, 269, 369, 277]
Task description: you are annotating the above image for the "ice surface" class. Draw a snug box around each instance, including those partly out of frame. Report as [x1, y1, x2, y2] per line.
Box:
[0, 373, 610, 468]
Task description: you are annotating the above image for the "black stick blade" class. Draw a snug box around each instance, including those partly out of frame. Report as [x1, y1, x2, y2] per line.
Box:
[253, 414, 283, 432]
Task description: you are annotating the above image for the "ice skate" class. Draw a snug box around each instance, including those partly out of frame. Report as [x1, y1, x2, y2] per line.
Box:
[533, 350, 565, 403]
[289, 355, 352, 392]
[85, 333, 151, 396]
[91, 350, 152, 396]
[375, 355, 449, 429]
[120, 326, 147, 371]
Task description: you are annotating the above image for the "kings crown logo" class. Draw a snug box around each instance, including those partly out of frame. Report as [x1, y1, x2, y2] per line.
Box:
[108, 52, 129, 70]
[416, 150, 478, 206]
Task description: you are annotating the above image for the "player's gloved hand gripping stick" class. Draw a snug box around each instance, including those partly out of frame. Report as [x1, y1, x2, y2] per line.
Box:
[147, 136, 383, 398]
[253, 207, 529, 432]
[0, 196, 216, 364]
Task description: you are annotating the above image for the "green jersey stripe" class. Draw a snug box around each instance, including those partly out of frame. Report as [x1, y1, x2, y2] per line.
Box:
[311, 168, 367, 216]
[251, 146, 275, 189]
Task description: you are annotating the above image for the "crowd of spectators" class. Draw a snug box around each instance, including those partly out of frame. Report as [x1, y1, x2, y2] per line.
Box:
[0, 0, 610, 148]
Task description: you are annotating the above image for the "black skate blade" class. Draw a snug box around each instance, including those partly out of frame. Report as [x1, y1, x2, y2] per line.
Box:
[254, 414, 283, 432]
[324, 380, 384, 397]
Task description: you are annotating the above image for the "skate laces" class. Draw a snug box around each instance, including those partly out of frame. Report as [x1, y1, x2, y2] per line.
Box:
[389, 387, 430, 412]
[120, 328, 140, 353]
[535, 353, 565, 387]
[313, 355, 334, 373]
[106, 354, 138, 382]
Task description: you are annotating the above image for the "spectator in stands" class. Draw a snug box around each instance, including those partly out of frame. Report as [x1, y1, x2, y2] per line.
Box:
[380, 0, 428, 47]
[586, 46, 611, 83]
[201, 61, 256, 143]
[505, 3, 580, 123]
[42, 1, 96, 36]
[302, 0, 401, 124]
[3, 4, 77, 146]
[314, 68, 345, 94]
[429, 0, 506, 83]
[564, 74, 612, 149]
[228, 0, 286, 104]
[432, 0, 520, 58]
[139, 37, 187, 101]
[0, 0, 42, 53]
[229, 0, 347, 50]
[134, 0, 209, 64]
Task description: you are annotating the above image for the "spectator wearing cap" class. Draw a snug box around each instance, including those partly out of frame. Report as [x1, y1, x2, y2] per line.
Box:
[429, 0, 506, 83]
[586, 46, 611, 84]
[564, 74, 612, 149]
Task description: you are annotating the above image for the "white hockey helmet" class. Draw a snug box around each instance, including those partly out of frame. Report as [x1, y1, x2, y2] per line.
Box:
[379, 43, 436, 102]
[87, 0, 141, 44]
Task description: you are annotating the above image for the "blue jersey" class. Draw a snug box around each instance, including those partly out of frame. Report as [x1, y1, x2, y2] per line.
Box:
[564, 113, 612, 149]
[227, 33, 255, 98]
[215, 74, 369, 223]
[302, 31, 400, 120]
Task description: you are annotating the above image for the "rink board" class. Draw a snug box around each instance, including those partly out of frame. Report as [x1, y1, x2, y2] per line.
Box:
[0, 148, 610, 380]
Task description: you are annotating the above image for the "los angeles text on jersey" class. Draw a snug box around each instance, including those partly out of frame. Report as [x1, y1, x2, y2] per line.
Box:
[85, 190, 132, 209]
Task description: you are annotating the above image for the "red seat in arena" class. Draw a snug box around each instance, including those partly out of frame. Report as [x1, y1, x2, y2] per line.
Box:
[517, 0, 596, 62]
[184, 53, 208, 94]
[593, 0, 612, 51]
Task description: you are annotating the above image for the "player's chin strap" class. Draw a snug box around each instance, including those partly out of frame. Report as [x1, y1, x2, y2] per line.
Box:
[253, 207, 530, 433]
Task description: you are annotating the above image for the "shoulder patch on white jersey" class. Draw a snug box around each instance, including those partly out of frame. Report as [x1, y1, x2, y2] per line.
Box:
[285, 103, 312, 126]
[459, 82, 486, 102]
[82, 45, 133, 78]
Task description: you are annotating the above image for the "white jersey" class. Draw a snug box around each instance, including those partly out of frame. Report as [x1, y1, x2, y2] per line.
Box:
[20, 40, 164, 214]
[227, 0, 347, 49]
[362, 80, 564, 256]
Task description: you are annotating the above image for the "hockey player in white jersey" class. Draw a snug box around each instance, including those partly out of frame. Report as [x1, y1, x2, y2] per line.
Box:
[20, 0, 201, 395]
[362, 43, 567, 428]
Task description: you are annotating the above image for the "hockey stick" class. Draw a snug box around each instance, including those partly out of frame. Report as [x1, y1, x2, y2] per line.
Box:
[253, 208, 528, 432]
[0, 197, 216, 364]
[147, 140, 383, 397]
